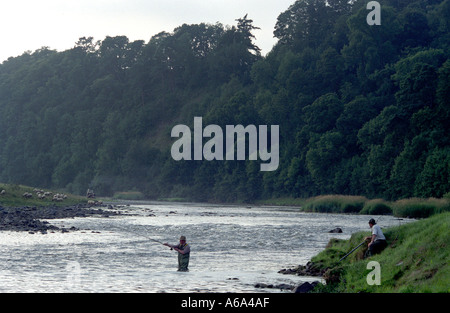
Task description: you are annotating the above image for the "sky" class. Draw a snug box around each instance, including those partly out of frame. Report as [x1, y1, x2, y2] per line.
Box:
[0, 0, 295, 63]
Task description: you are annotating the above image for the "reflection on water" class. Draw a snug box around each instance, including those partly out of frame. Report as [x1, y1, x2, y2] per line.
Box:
[0, 202, 411, 292]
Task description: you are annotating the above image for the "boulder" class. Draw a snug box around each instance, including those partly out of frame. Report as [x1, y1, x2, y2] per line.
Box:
[276, 283, 293, 290]
[293, 281, 319, 293]
[328, 227, 343, 233]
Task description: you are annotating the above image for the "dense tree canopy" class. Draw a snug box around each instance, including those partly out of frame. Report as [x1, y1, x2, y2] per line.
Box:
[0, 1, 448, 202]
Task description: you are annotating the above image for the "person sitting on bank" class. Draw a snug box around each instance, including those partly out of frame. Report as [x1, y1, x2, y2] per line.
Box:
[164, 236, 190, 272]
[365, 218, 387, 258]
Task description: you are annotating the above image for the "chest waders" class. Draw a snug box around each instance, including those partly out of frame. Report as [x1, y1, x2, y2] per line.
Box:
[177, 243, 190, 271]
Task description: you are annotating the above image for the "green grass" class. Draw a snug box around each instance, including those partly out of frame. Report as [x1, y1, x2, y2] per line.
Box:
[0, 183, 86, 207]
[302, 195, 368, 213]
[360, 198, 392, 215]
[391, 197, 450, 219]
[310, 212, 450, 293]
[254, 197, 306, 207]
[259, 195, 450, 218]
[113, 191, 145, 200]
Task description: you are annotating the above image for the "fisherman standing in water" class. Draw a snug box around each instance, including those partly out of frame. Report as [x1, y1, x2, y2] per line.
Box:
[164, 236, 190, 271]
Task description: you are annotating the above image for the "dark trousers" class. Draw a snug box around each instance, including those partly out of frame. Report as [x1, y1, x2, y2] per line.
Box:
[365, 240, 387, 258]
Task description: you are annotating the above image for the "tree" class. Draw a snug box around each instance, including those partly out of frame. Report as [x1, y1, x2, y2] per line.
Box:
[306, 131, 346, 192]
[274, 0, 332, 50]
[74, 36, 100, 55]
[210, 15, 262, 84]
[302, 93, 343, 134]
[336, 96, 377, 154]
[414, 147, 450, 197]
[235, 14, 261, 55]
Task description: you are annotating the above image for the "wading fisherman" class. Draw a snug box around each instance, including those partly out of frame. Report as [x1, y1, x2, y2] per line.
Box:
[164, 236, 190, 271]
[365, 218, 387, 258]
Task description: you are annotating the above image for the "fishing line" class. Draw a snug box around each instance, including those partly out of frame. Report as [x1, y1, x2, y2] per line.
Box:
[100, 219, 172, 250]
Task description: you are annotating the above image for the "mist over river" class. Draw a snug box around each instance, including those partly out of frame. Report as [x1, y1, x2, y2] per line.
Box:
[0, 202, 410, 292]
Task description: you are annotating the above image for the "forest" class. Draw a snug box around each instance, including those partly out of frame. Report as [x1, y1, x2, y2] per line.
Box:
[0, 0, 449, 203]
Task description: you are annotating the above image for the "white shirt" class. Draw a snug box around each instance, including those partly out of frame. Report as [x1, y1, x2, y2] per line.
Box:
[372, 224, 386, 241]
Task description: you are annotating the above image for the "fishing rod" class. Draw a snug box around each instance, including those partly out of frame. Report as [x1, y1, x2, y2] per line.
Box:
[338, 240, 366, 262]
[147, 237, 164, 245]
[146, 237, 174, 250]
[139, 236, 173, 250]
[101, 221, 172, 250]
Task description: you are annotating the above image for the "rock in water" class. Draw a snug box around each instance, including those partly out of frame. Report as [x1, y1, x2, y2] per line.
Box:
[293, 281, 319, 293]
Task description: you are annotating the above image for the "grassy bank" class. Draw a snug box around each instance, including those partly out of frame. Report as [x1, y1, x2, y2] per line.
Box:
[0, 183, 87, 207]
[309, 212, 449, 292]
[113, 191, 145, 200]
[259, 194, 450, 218]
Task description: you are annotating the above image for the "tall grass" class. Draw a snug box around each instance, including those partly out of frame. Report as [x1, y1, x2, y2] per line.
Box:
[391, 197, 450, 218]
[360, 199, 392, 215]
[299, 194, 450, 218]
[302, 195, 367, 213]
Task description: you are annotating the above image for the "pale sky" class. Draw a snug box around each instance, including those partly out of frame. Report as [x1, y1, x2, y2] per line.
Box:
[0, 0, 295, 63]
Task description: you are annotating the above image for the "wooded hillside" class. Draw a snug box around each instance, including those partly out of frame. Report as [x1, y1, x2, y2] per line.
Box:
[0, 0, 448, 202]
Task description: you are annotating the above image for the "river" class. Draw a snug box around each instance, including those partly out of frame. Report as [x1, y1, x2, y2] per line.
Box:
[0, 202, 410, 293]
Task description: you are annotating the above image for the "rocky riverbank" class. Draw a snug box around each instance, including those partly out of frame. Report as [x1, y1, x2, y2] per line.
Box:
[278, 261, 328, 277]
[254, 280, 321, 293]
[276, 262, 329, 293]
[0, 204, 121, 234]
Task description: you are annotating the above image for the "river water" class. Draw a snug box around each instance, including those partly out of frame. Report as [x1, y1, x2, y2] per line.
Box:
[0, 202, 410, 293]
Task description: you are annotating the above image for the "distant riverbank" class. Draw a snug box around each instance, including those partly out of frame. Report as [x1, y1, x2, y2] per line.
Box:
[257, 194, 450, 219]
[2, 183, 449, 220]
